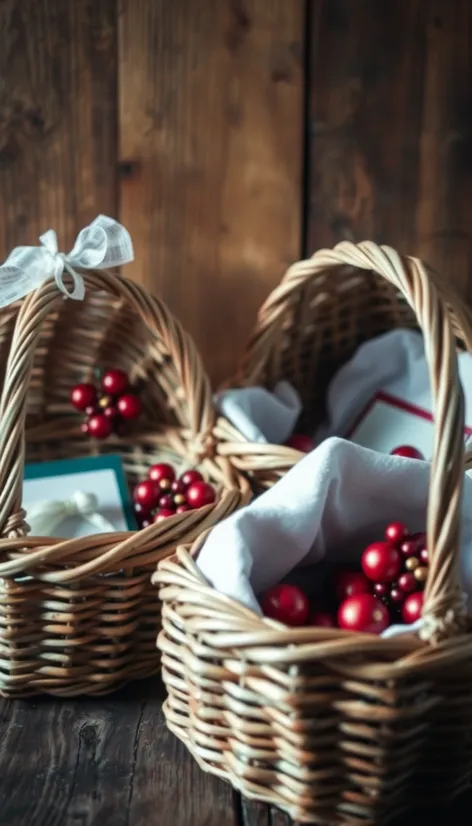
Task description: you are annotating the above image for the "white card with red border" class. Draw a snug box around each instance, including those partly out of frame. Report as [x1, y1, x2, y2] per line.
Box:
[347, 391, 472, 460]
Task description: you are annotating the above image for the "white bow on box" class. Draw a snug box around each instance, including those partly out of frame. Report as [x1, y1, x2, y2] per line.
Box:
[0, 214, 134, 307]
[27, 491, 116, 537]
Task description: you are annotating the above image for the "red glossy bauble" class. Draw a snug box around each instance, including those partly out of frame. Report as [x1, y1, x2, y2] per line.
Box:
[419, 548, 429, 564]
[176, 504, 191, 514]
[260, 584, 310, 626]
[153, 508, 175, 522]
[102, 368, 129, 396]
[402, 591, 424, 624]
[309, 611, 336, 628]
[400, 539, 418, 557]
[385, 521, 407, 545]
[80, 422, 89, 435]
[373, 582, 388, 597]
[71, 383, 97, 411]
[88, 414, 113, 439]
[171, 479, 187, 495]
[361, 542, 401, 583]
[285, 433, 315, 453]
[398, 572, 417, 594]
[159, 494, 174, 510]
[103, 405, 118, 419]
[186, 481, 216, 509]
[390, 445, 424, 460]
[117, 393, 142, 420]
[335, 570, 370, 601]
[180, 469, 204, 489]
[149, 463, 176, 483]
[389, 587, 404, 604]
[338, 593, 389, 634]
[133, 480, 160, 510]
[134, 502, 147, 514]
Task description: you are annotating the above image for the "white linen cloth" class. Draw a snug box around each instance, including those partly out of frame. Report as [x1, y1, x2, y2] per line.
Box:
[215, 381, 302, 444]
[197, 437, 472, 637]
[215, 330, 472, 443]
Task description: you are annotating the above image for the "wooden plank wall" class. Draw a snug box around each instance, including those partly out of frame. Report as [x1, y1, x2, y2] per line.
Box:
[0, 0, 304, 386]
[1, 0, 472, 384]
[308, 0, 472, 300]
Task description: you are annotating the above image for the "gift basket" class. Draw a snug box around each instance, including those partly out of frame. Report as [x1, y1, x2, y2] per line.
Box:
[215, 242, 472, 487]
[155, 243, 472, 825]
[0, 217, 250, 698]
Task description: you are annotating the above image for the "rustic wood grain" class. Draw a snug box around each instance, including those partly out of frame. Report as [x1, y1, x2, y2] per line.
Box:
[0, 674, 471, 826]
[0, 679, 237, 826]
[118, 0, 304, 384]
[0, 0, 117, 255]
[307, 0, 472, 301]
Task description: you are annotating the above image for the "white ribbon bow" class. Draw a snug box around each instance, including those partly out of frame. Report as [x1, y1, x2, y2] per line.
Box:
[0, 215, 134, 307]
[27, 491, 116, 536]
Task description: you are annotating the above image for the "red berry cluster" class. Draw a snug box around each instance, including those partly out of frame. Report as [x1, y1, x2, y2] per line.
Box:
[259, 522, 428, 634]
[361, 522, 428, 625]
[133, 463, 216, 528]
[71, 369, 142, 439]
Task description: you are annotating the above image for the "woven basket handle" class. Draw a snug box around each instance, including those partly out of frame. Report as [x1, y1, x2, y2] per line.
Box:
[244, 241, 467, 644]
[0, 271, 214, 535]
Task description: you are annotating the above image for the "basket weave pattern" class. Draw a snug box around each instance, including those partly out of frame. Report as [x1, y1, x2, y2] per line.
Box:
[155, 243, 472, 824]
[0, 271, 250, 697]
[216, 242, 472, 487]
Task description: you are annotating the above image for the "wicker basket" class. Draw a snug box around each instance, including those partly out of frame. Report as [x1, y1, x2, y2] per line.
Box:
[154, 243, 472, 825]
[0, 270, 250, 698]
[215, 241, 472, 488]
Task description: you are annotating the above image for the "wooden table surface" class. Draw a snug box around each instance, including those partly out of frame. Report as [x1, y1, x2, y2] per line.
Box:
[0, 677, 470, 826]
[1, 1, 472, 823]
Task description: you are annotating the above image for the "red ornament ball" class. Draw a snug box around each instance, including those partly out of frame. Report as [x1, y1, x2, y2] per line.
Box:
[134, 502, 147, 515]
[361, 542, 401, 583]
[80, 422, 89, 435]
[373, 582, 388, 597]
[153, 508, 175, 522]
[390, 445, 424, 460]
[400, 539, 419, 557]
[402, 591, 424, 624]
[159, 494, 174, 510]
[335, 570, 370, 601]
[338, 593, 389, 634]
[88, 414, 113, 439]
[176, 504, 191, 514]
[134, 480, 160, 510]
[419, 548, 429, 564]
[140, 518, 152, 529]
[71, 383, 97, 411]
[309, 611, 336, 628]
[260, 584, 310, 626]
[398, 572, 417, 594]
[180, 469, 204, 489]
[102, 369, 129, 396]
[186, 481, 216, 509]
[285, 433, 315, 453]
[385, 521, 407, 545]
[389, 586, 404, 604]
[149, 463, 176, 484]
[171, 479, 187, 495]
[103, 405, 118, 419]
[117, 393, 142, 421]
